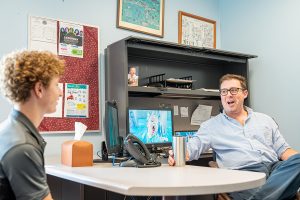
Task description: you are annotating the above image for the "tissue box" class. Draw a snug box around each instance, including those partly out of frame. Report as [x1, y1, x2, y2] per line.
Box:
[61, 140, 93, 167]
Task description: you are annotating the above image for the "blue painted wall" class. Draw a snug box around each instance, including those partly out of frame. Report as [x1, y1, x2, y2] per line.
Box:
[0, 0, 220, 156]
[220, 0, 300, 150]
[3, 0, 298, 156]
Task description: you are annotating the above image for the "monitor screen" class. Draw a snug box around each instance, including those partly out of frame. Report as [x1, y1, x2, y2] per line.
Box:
[105, 101, 122, 155]
[175, 130, 197, 142]
[128, 108, 173, 147]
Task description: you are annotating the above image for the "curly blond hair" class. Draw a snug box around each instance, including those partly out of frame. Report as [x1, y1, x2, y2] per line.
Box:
[0, 50, 65, 103]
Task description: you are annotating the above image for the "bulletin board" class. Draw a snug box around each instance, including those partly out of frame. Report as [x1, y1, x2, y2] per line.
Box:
[29, 16, 100, 133]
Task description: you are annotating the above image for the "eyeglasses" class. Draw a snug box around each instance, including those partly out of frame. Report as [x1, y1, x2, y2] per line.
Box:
[220, 87, 244, 96]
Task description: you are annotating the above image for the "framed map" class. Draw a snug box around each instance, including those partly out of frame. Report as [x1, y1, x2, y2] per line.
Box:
[178, 11, 216, 48]
[117, 0, 164, 38]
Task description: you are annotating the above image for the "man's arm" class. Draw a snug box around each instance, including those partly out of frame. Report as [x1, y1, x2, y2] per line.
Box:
[3, 145, 51, 199]
[280, 148, 299, 161]
[43, 193, 53, 200]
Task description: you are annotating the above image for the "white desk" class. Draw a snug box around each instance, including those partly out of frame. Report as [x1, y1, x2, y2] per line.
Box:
[46, 158, 266, 197]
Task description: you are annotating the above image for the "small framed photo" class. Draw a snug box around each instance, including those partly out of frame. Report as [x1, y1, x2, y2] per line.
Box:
[178, 11, 216, 48]
[128, 66, 139, 86]
[117, 0, 164, 38]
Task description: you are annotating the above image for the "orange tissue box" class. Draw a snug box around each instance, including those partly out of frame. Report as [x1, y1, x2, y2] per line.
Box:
[61, 140, 93, 167]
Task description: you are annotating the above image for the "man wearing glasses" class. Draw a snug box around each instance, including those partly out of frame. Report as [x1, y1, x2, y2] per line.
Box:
[169, 74, 300, 200]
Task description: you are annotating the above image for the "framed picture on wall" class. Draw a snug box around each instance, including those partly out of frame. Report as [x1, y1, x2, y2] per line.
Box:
[178, 11, 216, 48]
[117, 0, 164, 38]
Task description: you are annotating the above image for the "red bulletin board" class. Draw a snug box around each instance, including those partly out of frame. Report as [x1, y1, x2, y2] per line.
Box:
[39, 22, 100, 133]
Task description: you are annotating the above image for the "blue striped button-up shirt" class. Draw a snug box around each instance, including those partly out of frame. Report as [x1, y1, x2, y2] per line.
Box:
[187, 107, 290, 169]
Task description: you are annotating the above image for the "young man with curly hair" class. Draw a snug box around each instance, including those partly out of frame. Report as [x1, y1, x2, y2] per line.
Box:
[0, 50, 65, 200]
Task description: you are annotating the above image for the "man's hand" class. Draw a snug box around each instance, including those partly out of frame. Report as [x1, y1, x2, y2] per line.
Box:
[280, 148, 299, 161]
[168, 150, 175, 166]
[168, 150, 190, 166]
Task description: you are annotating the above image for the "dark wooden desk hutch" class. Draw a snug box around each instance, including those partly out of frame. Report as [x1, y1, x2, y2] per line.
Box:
[105, 36, 256, 138]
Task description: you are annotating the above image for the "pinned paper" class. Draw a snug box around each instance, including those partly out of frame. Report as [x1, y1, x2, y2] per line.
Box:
[191, 104, 212, 125]
[180, 107, 189, 117]
[173, 105, 179, 116]
[74, 122, 87, 140]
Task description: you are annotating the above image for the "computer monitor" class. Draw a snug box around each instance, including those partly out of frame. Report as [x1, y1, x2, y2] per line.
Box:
[104, 101, 122, 156]
[128, 108, 173, 150]
[175, 130, 198, 142]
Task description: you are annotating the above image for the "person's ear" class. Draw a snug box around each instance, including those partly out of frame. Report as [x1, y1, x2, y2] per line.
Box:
[243, 89, 248, 99]
[33, 81, 44, 98]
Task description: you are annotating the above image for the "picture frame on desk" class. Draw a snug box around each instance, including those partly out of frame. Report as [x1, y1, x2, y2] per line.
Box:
[117, 0, 164, 38]
[178, 11, 216, 48]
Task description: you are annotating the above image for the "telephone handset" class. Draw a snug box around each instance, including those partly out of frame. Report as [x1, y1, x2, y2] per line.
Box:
[122, 134, 161, 168]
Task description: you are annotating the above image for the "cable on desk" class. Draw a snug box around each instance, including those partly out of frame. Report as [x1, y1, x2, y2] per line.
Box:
[96, 150, 102, 159]
[111, 153, 116, 166]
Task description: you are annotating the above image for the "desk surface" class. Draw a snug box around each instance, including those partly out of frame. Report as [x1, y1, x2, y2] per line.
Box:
[46, 158, 265, 196]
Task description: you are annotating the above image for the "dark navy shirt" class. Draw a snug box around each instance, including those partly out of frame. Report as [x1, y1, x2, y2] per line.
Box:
[0, 109, 49, 200]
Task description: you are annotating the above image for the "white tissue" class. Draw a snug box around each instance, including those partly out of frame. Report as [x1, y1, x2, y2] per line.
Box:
[74, 122, 87, 140]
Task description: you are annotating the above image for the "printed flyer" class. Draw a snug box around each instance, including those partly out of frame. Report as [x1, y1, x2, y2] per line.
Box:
[59, 22, 83, 58]
[64, 83, 89, 118]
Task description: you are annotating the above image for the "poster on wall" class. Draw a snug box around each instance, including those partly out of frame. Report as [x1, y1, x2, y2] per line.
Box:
[117, 0, 164, 37]
[64, 83, 89, 118]
[178, 11, 216, 48]
[59, 22, 84, 58]
[28, 16, 58, 54]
